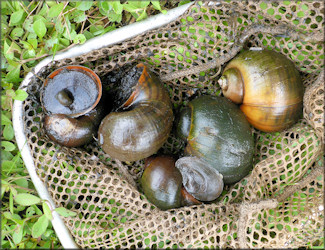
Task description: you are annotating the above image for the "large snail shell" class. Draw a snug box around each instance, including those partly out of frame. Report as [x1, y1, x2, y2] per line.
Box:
[175, 156, 224, 201]
[98, 63, 174, 162]
[218, 49, 304, 132]
[175, 96, 254, 185]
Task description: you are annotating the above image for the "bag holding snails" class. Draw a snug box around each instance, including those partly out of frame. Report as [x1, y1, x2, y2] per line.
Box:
[22, 1, 324, 249]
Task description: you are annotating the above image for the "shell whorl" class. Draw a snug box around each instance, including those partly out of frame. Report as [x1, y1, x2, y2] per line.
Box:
[98, 64, 174, 162]
[219, 50, 304, 132]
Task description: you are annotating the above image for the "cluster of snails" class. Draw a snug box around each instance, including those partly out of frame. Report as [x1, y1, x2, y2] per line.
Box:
[41, 49, 304, 211]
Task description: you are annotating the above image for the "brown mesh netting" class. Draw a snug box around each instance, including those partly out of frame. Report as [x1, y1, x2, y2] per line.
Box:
[22, 1, 324, 248]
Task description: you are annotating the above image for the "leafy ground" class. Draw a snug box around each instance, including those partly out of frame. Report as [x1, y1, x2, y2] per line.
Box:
[1, 0, 186, 248]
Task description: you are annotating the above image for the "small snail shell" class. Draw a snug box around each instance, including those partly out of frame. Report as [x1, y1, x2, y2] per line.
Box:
[98, 63, 174, 162]
[140, 156, 183, 210]
[218, 49, 304, 132]
[44, 105, 105, 147]
[175, 96, 254, 185]
[140, 155, 201, 210]
[175, 156, 224, 201]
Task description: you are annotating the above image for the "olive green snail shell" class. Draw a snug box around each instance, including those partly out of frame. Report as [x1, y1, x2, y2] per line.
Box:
[176, 95, 255, 185]
[218, 49, 304, 132]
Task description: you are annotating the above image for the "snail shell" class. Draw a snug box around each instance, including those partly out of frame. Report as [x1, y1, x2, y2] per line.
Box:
[98, 63, 174, 162]
[140, 155, 201, 210]
[44, 105, 105, 147]
[42, 65, 104, 147]
[175, 156, 224, 201]
[140, 156, 183, 210]
[218, 49, 304, 132]
[175, 95, 254, 185]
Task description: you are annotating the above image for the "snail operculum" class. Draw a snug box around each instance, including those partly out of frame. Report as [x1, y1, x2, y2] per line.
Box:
[175, 156, 224, 202]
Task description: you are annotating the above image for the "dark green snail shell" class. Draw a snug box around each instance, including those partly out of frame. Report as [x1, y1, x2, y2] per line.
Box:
[176, 95, 254, 185]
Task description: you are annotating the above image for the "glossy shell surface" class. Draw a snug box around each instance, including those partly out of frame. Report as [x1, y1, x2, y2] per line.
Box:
[221, 49, 304, 132]
[98, 63, 173, 162]
[177, 96, 254, 184]
[140, 156, 182, 210]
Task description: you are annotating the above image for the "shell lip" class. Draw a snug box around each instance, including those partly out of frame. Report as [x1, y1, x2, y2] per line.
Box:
[119, 63, 147, 109]
[42, 65, 102, 118]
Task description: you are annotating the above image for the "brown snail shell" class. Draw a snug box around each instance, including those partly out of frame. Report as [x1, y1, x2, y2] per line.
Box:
[218, 49, 304, 132]
[98, 63, 174, 162]
[44, 105, 105, 147]
[42, 65, 104, 147]
[175, 156, 224, 202]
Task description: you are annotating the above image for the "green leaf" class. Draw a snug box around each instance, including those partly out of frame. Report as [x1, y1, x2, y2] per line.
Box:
[14, 178, 29, 189]
[10, 191, 14, 213]
[112, 1, 123, 14]
[57, 38, 68, 48]
[55, 19, 64, 33]
[27, 39, 38, 49]
[1, 113, 12, 125]
[3, 212, 23, 224]
[136, 10, 148, 21]
[23, 17, 34, 33]
[139, 1, 150, 8]
[83, 31, 94, 40]
[10, 27, 24, 39]
[100, 1, 111, 12]
[6, 66, 21, 83]
[76, 1, 93, 11]
[10, 10, 25, 26]
[42, 202, 53, 220]
[13, 89, 28, 101]
[1, 141, 16, 152]
[55, 207, 77, 217]
[73, 34, 86, 44]
[107, 12, 122, 23]
[14, 193, 41, 206]
[73, 13, 87, 23]
[48, 3, 65, 17]
[26, 206, 36, 217]
[151, 1, 161, 11]
[33, 19, 47, 39]
[90, 25, 105, 36]
[1, 161, 16, 172]
[12, 225, 23, 245]
[32, 215, 49, 238]
[3, 125, 14, 140]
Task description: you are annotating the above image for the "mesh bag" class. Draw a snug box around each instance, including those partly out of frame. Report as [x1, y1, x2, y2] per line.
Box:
[22, 1, 324, 248]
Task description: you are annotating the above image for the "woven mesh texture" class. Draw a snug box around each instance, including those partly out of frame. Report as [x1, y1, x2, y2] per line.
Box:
[22, 1, 324, 248]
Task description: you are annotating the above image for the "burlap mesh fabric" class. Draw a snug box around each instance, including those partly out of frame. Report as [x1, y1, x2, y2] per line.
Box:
[22, 1, 324, 248]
